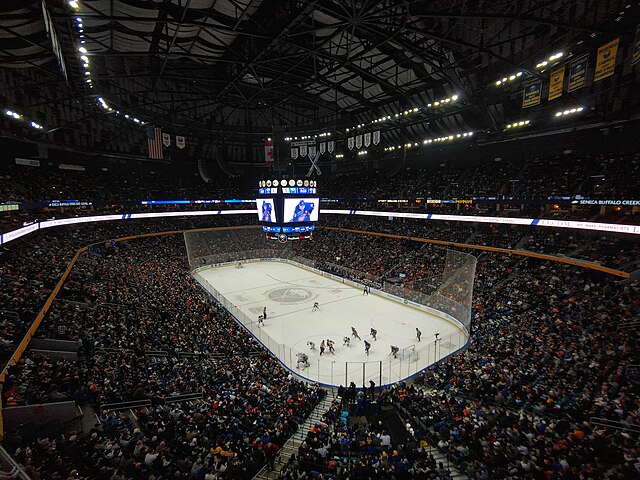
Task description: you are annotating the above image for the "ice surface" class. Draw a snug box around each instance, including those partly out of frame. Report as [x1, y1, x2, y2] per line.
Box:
[195, 260, 467, 386]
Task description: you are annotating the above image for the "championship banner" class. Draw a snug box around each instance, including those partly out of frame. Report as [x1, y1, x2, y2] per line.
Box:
[567, 55, 588, 92]
[594, 38, 619, 82]
[633, 24, 640, 66]
[347, 137, 354, 150]
[162, 133, 171, 147]
[319, 142, 326, 154]
[548, 66, 565, 101]
[291, 147, 299, 159]
[299, 145, 308, 157]
[372, 130, 380, 145]
[355, 135, 362, 149]
[364, 132, 371, 147]
[327, 140, 334, 153]
[522, 80, 542, 108]
[176, 136, 185, 149]
[308, 145, 317, 158]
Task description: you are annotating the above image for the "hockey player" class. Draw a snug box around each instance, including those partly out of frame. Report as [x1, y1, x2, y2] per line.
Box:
[370, 328, 377, 341]
[312, 302, 319, 312]
[364, 340, 371, 356]
[296, 352, 310, 369]
[343, 336, 351, 347]
[326, 339, 335, 354]
[416, 328, 422, 342]
[257, 314, 264, 327]
[307, 341, 316, 351]
[390, 345, 399, 359]
[319, 340, 325, 356]
[351, 327, 361, 340]
[263, 307, 267, 320]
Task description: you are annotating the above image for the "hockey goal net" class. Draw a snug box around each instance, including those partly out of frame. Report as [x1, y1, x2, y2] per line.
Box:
[401, 344, 419, 362]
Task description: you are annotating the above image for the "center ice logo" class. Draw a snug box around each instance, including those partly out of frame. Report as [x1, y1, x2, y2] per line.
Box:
[268, 287, 317, 304]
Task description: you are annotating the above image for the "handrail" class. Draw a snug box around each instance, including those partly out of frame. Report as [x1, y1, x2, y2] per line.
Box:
[99, 393, 203, 413]
[0, 445, 30, 480]
[144, 350, 168, 357]
[94, 348, 135, 355]
[164, 393, 203, 403]
[178, 351, 226, 358]
[590, 417, 640, 434]
[625, 364, 640, 376]
[100, 400, 152, 412]
[0, 310, 20, 320]
[618, 320, 640, 330]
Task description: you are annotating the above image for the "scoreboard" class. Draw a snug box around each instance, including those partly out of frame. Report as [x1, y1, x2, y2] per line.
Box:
[257, 179, 319, 242]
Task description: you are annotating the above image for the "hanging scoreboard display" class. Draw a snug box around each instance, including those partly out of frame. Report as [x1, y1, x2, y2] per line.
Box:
[257, 179, 319, 241]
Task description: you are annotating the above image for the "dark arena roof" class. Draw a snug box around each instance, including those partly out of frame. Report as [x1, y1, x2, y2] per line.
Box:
[0, 0, 638, 165]
[1, 2, 640, 480]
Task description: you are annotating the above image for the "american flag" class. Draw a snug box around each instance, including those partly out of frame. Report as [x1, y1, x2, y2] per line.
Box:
[146, 125, 163, 160]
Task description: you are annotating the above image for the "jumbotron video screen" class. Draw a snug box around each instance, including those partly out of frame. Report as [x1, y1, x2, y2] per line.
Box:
[257, 179, 318, 241]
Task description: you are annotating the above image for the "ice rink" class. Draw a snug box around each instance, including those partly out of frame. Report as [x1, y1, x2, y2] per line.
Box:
[194, 260, 468, 386]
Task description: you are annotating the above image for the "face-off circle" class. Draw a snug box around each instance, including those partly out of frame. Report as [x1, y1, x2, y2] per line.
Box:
[267, 287, 318, 304]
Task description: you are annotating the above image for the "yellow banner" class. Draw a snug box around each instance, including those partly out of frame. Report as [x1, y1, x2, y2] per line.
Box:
[522, 81, 542, 108]
[594, 38, 619, 82]
[548, 66, 565, 100]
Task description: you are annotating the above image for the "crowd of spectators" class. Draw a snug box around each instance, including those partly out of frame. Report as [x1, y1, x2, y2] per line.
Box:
[0, 195, 638, 479]
[325, 150, 639, 201]
[6, 350, 324, 479]
[277, 393, 458, 480]
[2, 214, 635, 372]
[0, 216, 257, 369]
[0, 163, 249, 203]
[3, 234, 326, 479]
[1, 148, 639, 236]
[390, 256, 640, 479]
[286, 239, 640, 479]
[315, 216, 638, 273]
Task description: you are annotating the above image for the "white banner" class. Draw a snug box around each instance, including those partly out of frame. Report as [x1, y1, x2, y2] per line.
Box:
[327, 140, 334, 153]
[176, 136, 185, 149]
[364, 132, 371, 147]
[355, 135, 362, 149]
[347, 137, 354, 150]
[308, 145, 317, 158]
[319, 142, 326, 154]
[162, 133, 171, 147]
[373, 130, 380, 145]
[300, 145, 308, 157]
[59, 164, 85, 171]
[291, 147, 299, 159]
[15, 158, 40, 167]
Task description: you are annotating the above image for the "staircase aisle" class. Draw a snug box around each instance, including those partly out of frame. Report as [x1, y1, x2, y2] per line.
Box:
[253, 391, 337, 480]
[393, 386, 470, 480]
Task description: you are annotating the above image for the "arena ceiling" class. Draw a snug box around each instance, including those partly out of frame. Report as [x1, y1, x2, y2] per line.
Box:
[0, 0, 636, 151]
